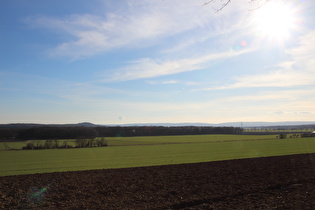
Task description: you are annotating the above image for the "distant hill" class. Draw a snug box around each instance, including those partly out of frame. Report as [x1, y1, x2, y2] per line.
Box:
[109, 121, 315, 128]
[215, 121, 315, 128]
[1, 121, 315, 129]
[0, 122, 97, 129]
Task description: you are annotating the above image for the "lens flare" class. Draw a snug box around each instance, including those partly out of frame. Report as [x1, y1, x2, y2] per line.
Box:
[28, 187, 48, 204]
[229, 40, 248, 52]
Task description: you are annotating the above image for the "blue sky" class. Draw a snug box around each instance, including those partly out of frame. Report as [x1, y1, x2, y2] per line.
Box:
[1, 0, 315, 124]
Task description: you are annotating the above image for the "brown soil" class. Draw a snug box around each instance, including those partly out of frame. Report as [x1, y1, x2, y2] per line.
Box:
[1, 153, 315, 209]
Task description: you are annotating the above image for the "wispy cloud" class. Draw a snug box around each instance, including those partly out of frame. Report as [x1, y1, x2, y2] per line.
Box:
[101, 48, 251, 82]
[194, 30, 315, 91]
[91, 88, 315, 123]
[146, 80, 201, 86]
[223, 89, 315, 103]
[285, 30, 315, 72]
[0, 72, 129, 101]
[210, 70, 313, 90]
[146, 80, 179, 85]
[27, 0, 233, 59]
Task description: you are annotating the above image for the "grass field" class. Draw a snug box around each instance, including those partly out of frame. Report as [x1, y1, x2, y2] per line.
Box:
[105, 134, 278, 145]
[0, 134, 277, 150]
[1, 135, 315, 176]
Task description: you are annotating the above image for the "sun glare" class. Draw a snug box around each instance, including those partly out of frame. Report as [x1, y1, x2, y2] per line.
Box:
[254, 1, 297, 42]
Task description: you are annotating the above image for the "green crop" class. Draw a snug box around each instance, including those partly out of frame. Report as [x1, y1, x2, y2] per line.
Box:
[0, 135, 314, 176]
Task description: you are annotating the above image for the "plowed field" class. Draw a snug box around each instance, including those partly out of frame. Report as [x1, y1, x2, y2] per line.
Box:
[1, 153, 315, 209]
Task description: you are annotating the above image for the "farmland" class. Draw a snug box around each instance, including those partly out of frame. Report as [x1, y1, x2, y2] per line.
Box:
[0, 134, 278, 150]
[1, 134, 315, 209]
[1, 153, 315, 209]
[1, 134, 315, 176]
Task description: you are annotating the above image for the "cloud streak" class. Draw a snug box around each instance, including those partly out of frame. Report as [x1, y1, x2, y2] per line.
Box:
[27, 0, 230, 59]
[194, 30, 315, 91]
[101, 48, 252, 82]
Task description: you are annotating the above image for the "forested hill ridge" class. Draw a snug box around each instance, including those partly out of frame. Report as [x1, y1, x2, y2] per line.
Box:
[110, 121, 315, 129]
[0, 121, 314, 140]
[1, 121, 315, 129]
[0, 122, 96, 129]
[0, 125, 243, 140]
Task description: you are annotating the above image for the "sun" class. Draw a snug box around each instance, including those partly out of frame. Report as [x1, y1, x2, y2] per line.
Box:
[253, 1, 297, 42]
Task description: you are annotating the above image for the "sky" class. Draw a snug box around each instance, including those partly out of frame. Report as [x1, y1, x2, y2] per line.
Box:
[1, 0, 315, 125]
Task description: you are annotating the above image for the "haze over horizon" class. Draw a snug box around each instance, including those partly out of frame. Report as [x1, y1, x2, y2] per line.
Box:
[1, 0, 315, 124]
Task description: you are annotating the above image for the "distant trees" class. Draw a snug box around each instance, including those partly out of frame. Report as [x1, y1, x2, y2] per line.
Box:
[1, 125, 244, 141]
[75, 138, 96, 148]
[301, 133, 315, 138]
[22, 140, 66, 150]
[95, 126, 243, 137]
[75, 137, 108, 148]
[0, 129, 14, 140]
[16, 126, 98, 140]
[96, 137, 108, 147]
[22, 137, 108, 150]
[277, 133, 314, 139]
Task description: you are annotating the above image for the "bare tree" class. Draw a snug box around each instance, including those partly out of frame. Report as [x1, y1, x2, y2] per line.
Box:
[204, 0, 271, 12]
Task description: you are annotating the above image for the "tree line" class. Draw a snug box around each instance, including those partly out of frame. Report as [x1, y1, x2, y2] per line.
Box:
[22, 138, 108, 150]
[0, 126, 243, 140]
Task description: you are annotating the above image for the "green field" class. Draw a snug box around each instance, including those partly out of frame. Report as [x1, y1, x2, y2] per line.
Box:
[1, 135, 315, 176]
[0, 134, 278, 150]
[105, 134, 278, 145]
